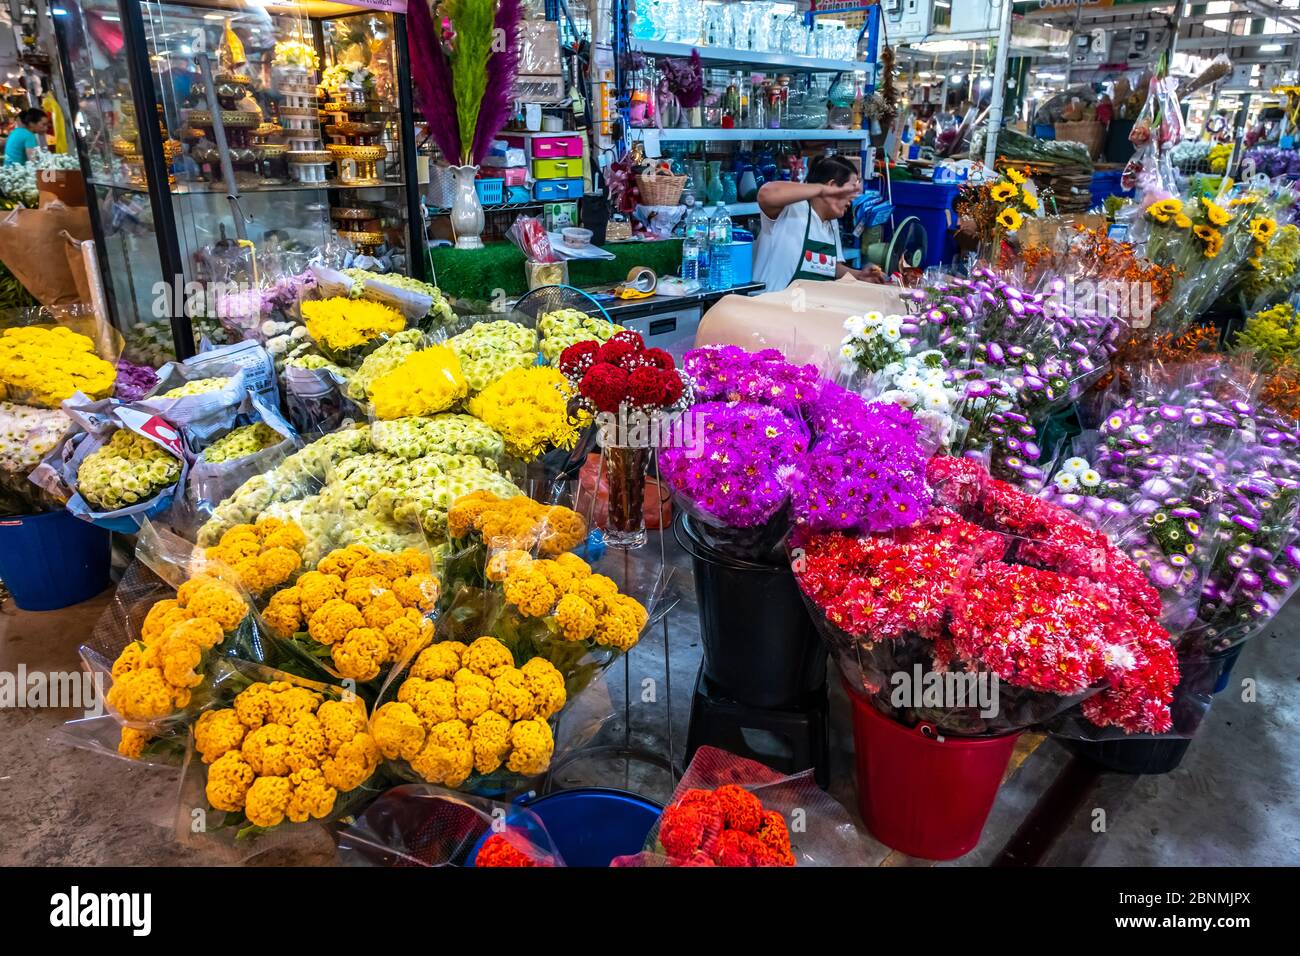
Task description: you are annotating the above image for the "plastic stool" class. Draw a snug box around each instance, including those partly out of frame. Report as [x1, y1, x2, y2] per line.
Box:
[684, 666, 830, 789]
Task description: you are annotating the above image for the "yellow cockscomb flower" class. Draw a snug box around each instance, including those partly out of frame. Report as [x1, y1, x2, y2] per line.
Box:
[996, 207, 1023, 232]
[410, 642, 466, 681]
[470, 710, 511, 775]
[244, 775, 293, 828]
[490, 667, 536, 721]
[462, 636, 516, 679]
[118, 727, 150, 760]
[205, 751, 255, 812]
[321, 732, 380, 791]
[195, 708, 247, 763]
[410, 720, 474, 787]
[372, 701, 427, 760]
[285, 767, 337, 823]
[186, 580, 248, 632]
[505, 718, 555, 775]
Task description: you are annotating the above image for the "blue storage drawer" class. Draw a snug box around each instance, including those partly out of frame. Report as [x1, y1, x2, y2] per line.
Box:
[533, 177, 584, 201]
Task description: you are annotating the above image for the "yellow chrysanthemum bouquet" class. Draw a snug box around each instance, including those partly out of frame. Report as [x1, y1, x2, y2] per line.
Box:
[300, 297, 407, 363]
[0, 324, 116, 408]
[258, 543, 441, 684]
[466, 365, 590, 462]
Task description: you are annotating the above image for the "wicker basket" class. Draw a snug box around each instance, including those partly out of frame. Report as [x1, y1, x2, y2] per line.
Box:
[636, 171, 686, 207]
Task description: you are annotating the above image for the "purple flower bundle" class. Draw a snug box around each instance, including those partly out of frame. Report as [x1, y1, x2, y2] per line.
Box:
[114, 359, 160, 402]
[789, 388, 931, 534]
[660, 401, 808, 529]
[907, 269, 1120, 486]
[683, 345, 825, 417]
[664, 348, 935, 549]
[1243, 146, 1300, 179]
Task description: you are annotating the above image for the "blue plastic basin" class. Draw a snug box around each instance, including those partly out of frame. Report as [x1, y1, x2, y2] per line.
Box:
[0, 509, 111, 611]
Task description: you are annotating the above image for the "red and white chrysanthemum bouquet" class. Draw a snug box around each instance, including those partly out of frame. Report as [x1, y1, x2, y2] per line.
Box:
[790, 454, 1181, 737]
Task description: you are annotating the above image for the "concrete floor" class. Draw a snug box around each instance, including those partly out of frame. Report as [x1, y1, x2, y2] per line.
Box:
[2, 532, 1298, 866]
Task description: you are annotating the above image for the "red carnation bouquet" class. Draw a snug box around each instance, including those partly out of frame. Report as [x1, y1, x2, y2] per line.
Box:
[611, 746, 873, 867]
[557, 330, 690, 422]
[790, 455, 1180, 737]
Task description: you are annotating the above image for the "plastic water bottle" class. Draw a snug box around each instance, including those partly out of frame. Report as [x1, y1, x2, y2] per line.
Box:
[681, 231, 702, 283]
[707, 205, 734, 291]
[685, 204, 711, 287]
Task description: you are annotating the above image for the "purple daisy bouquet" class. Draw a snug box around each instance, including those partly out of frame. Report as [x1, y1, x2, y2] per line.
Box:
[904, 269, 1120, 488]
[684, 345, 825, 418]
[665, 347, 936, 559]
[790, 387, 932, 534]
[660, 401, 808, 558]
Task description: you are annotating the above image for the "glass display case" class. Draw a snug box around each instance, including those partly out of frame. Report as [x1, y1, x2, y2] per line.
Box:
[53, 0, 421, 362]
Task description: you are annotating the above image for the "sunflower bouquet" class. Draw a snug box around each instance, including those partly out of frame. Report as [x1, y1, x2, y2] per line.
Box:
[1140, 188, 1265, 334]
[954, 167, 1046, 264]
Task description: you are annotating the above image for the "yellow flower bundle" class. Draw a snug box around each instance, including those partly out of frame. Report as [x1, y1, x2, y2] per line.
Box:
[447, 490, 587, 555]
[368, 345, 468, 420]
[261, 544, 440, 682]
[465, 366, 588, 461]
[0, 326, 115, 408]
[301, 298, 405, 352]
[195, 517, 307, 596]
[490, 549, 647, 651]
[195, 682, 379, 828]
[108, 576, 249, 734]
[371, 636, 565, 786]
[77, 429, 181, 512]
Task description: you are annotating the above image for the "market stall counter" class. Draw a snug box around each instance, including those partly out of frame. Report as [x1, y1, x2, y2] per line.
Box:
[598, 280, 765, 359]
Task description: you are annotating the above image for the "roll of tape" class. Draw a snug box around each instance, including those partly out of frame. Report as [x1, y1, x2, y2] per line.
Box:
[625, 266, 658, 294]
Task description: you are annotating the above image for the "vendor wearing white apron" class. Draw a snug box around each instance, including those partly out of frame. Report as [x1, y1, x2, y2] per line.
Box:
[753, 155, 885, 292]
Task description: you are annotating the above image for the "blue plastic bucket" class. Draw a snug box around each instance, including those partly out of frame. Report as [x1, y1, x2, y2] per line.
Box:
[469, 787, 662, 867]
[887, 180, 961, 268]
[0, 509, 111, 611]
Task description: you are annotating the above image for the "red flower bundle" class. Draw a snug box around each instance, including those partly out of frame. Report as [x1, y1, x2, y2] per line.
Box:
[658, 785, 795, 867]
[558, 331, 686, 414]
[790, 456, 1180, 735]
[475, 832, 553, 867]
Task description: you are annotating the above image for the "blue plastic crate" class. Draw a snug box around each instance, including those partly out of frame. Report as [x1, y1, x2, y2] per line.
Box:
[474, 177, 505, 205]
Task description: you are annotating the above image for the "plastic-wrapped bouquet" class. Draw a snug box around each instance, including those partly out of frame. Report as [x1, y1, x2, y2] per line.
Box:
[538, 308, 621, 364]
[466, 366, 588, 462]
[301, 297, 405, 358]
[447, 320, 539, 392]
[0, 399, 68, 513]
[556, 329, 688, 417]
[77, 429, 183, 512]
[791, 454, 1178, 737]
[0, 325, 116, 407]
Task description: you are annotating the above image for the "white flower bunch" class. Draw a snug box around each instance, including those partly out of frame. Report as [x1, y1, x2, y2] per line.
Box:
[839, 311, 910, 375]
[1053, 456, 1102, 493]
[0, 151, 80, 206]
[873, 349, 963, 448]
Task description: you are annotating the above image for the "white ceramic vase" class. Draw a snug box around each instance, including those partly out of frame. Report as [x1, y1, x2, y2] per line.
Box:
[450, 164, 485, 250]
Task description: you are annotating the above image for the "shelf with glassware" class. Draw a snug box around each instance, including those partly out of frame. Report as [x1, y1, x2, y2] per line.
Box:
[53, 0, 423, 360]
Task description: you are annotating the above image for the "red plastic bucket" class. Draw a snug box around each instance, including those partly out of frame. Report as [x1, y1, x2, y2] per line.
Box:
[846, 684, 1020, 860]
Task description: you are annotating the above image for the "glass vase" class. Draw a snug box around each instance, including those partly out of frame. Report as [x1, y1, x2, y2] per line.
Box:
[604, 444, 649, 549]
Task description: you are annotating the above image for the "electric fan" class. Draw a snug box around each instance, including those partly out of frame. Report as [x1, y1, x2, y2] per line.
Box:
[865, 216, 928, 274]
[510, 284, 614, 327]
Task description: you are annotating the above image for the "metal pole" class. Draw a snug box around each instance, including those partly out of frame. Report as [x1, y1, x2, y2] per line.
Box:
[196, 53, 249, 243]
[982, 0, 1015, 169]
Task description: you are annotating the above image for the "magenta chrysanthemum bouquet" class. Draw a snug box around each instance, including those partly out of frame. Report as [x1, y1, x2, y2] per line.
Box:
[665, 347, 935, 559]
[660, 401, 808, 531]
[684, 345, 825, 417]
[790, 388, 932, 533]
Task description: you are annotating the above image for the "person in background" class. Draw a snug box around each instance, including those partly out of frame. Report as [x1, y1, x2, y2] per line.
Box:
[4, 108, 50, 166]
[753, 154, 886, 292]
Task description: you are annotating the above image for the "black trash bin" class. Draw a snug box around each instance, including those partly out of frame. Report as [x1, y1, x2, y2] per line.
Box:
[674, 512, 826, 709]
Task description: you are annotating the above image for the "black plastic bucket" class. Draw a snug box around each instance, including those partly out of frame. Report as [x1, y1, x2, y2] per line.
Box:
[674, 512, 826, 709]
[1065, 645, 1244, 775]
